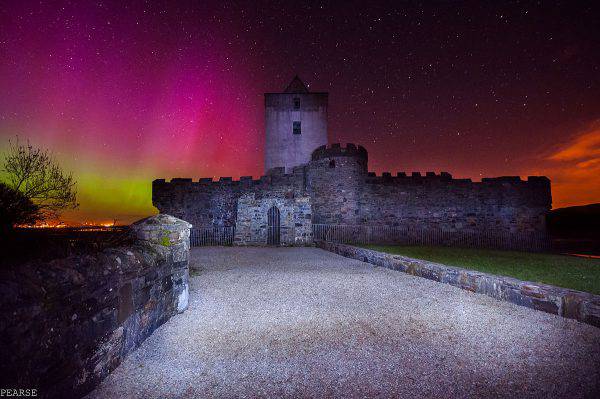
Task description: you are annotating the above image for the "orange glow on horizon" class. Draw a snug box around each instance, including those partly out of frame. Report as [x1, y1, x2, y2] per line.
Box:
[18, 220, 123, 229]
[538, 120, 600, 209]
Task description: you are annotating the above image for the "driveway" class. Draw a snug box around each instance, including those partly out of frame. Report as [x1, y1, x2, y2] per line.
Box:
[88, 247, 600, 398]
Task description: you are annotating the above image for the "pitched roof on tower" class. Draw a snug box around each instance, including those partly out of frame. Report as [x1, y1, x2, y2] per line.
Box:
[284, 75, 309, 93]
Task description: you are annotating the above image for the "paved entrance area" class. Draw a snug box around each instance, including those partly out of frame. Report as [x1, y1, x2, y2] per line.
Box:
[89, 247, 600, 398]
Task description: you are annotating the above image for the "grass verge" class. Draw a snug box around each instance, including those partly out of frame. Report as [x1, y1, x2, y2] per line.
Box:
[361, 245, 600, 295]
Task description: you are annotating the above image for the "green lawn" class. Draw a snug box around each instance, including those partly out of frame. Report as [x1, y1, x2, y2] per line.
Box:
[361, 245, 600, 295]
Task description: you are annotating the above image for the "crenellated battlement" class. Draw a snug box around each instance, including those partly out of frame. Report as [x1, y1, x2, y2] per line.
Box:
[366, 171, 455, 181]
[153, 140, 551, 235]
[153, 158, 552, 189]
[153, 167, 308, 188]
[154, 168, 549, 201]
[311, 143, 368, 162]
[362, 172, 550, 186]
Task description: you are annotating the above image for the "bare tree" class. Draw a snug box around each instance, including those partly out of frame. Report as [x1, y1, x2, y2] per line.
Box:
[2, 138, 78, 221]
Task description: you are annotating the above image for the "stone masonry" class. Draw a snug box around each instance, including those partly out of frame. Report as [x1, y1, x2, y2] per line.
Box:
[153, 144, 551, 245]
[264, 76, 328, 172]
[234, 192, 312, 246]
[0, 214, 191, 398]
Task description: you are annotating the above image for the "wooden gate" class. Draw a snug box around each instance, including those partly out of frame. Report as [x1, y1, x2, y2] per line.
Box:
[267, 206, 281, 246]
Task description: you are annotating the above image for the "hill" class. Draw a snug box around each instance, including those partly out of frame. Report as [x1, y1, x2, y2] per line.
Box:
[547, 203, 600, 239]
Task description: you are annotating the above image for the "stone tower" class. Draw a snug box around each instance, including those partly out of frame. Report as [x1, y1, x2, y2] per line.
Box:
[264, 76, 328, 173]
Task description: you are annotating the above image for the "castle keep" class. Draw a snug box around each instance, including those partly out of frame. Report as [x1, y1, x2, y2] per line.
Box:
[153, 77, 551, 246]
[264, 76, 328, 172]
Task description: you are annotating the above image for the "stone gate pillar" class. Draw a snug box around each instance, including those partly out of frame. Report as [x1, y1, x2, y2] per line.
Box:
[131, 214, 192, 313]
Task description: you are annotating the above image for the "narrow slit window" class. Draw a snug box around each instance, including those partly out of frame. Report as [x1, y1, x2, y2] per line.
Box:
[293, 98, 300, 109]
[293, 121, 301, 135]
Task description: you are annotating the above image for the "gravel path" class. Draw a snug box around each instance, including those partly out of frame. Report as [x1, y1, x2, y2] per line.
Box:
[88, 247, 600, 398]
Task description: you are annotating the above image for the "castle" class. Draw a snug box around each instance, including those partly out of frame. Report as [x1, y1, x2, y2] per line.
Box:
[153, 77, 552, 246]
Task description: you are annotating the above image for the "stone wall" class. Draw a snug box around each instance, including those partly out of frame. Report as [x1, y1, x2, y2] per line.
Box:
[0, 215, 191, 398]
[308, 144, 551, 233]
[234, 193, 312, 246]
[264, 89, 328, 172]
[152, 167, 307, 229]
[153, 143, 551, 240]
[316, 241, 600, 328]
[306, 144, 368, 224]
[359, 174, 550, 233]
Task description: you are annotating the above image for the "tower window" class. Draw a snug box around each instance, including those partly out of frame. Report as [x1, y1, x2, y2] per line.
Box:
[293, 121, 301, 135]
[293, 98, 300, 109]
[329, 159, 336, 168]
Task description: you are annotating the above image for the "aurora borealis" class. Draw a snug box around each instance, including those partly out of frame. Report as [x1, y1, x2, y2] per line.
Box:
[1, 1, 599, 224]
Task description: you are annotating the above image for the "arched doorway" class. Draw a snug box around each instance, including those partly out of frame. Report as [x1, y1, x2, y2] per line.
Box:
[267, 206, 281, 246]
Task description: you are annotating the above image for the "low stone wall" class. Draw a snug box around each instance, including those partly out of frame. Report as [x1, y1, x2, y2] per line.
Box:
[316, 241, 600, 328]
[0, 214, 191, 398]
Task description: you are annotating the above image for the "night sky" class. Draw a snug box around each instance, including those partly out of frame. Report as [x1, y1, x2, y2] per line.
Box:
[1, 1, 599, 224]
